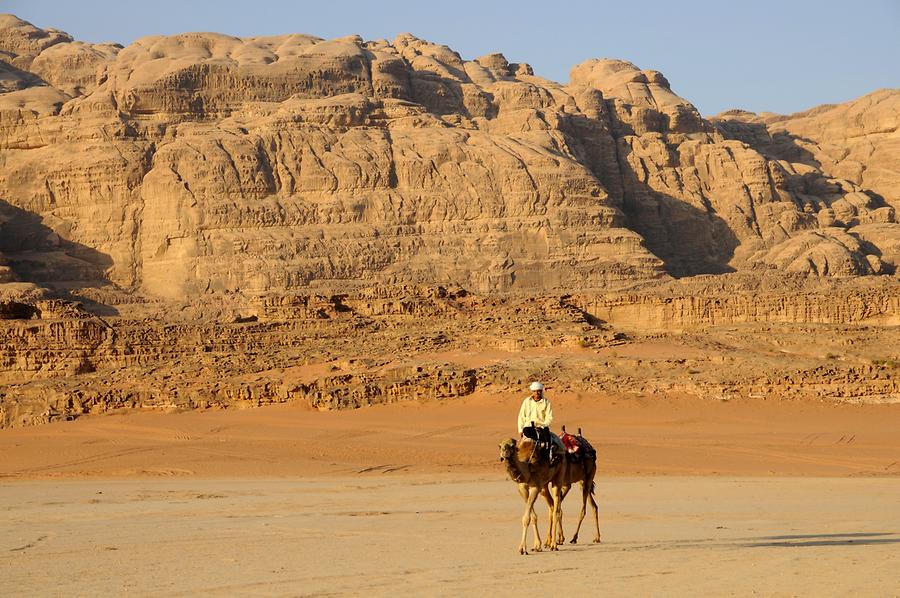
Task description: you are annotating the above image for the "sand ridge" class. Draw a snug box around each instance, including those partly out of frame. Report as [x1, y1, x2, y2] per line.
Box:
[2, 392, 899, 480]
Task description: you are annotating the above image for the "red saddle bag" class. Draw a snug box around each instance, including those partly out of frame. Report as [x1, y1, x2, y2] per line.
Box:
[561, 433, 581, 452]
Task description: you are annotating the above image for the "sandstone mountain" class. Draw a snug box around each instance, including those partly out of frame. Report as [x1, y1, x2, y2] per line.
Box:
[713, 91, 900, 270]
[0, 13, 896, 302]
[0, 14, 898, 427]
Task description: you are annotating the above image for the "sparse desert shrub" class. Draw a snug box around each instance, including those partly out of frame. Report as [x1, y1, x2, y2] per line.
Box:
[872, 358, 900, 368]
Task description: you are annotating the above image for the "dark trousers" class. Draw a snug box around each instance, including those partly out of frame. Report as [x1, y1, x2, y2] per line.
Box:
[522, 426, 550, 444]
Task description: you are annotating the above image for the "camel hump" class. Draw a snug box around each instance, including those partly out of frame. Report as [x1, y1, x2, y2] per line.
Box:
[516, 436, 537, 450]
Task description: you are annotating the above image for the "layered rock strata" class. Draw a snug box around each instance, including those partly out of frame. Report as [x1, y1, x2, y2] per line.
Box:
[0, 15, 897, 299]
[1, 280, 898, 427]
[1, 15, 898, 427]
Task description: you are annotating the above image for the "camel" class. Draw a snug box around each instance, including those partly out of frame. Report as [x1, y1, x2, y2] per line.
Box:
[545, 440, 601, 546]
[499, 437, 558, 554]
[499, 435, 601, 554]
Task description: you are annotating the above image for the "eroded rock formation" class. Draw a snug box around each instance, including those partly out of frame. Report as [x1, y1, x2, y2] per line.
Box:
[0, 14, 898, 426]
[714, 90, 899, 212]
[1, 277, 898, 427]
[1, 14, 897, 297]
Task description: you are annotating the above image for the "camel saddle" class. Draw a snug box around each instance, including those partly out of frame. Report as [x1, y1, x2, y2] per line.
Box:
[561, 432, 597, 463]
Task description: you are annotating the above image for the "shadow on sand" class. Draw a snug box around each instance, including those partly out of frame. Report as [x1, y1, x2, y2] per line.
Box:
[745, 531, 900, 548]
[575, 532, 900, 552]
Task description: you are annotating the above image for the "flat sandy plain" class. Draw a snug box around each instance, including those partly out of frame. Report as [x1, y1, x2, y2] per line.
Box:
[2, 393, 899, 596]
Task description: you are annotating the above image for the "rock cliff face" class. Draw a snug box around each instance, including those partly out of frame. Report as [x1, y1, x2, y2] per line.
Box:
[576, 280, 900, 331]
[714, 90, 899, 212]
[0, 14, 898, 426]
[0, 14, 897, 298]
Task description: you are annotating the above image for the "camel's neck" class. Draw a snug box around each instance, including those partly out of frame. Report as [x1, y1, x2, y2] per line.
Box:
[505, 456, 530, 484]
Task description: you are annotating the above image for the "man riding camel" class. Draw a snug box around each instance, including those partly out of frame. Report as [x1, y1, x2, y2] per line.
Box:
[517, 381, 565, 466]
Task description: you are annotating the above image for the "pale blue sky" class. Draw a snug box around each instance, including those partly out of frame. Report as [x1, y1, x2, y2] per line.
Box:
[5, 0, 898, 115]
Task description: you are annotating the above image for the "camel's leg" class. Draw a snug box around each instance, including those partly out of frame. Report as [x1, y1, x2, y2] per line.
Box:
[542, 488, 554, 548]
[546, 505, 553, 547]
[544, 486, 570, 548]
[545, 485, 569, 546]
[529, 506, 542, 551]
[519, 486, 541, 555]
[570, 483, 589, 544]
[548, 486, 564, 551]
[589, 486, 601, 543]
[556, 485, 571, 544]
[518, 484, 542, 551]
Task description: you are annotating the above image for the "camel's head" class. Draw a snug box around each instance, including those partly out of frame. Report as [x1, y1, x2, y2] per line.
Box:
[499, 437, 541, 466]
[498, 438, 517, 463]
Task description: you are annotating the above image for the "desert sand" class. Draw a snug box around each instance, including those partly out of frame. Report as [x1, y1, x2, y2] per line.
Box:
[3, 393, 900, 596]
[3, 476, 900, 597]
[3, 391, 900, 479]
